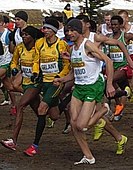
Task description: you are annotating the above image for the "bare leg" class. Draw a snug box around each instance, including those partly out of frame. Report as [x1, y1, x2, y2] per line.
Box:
[103, 116, 122, 141]
[13, 88, 40, 144]
[70, 96, 95, 159]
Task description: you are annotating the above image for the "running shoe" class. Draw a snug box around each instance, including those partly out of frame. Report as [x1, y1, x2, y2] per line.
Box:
[93, 118, 106, 141]
[1, 138, 16, 151]
[62, 124, 71, 134]
[10, 106, 17, 116]
[104, 103, 114, 121]
[23, 145, 38, 157]
[46, 117, 54, 128]
[0, 82, 3, 88]
[0, 100, 11, 106]
[125, 86, 132, 99]
[116, 135, 128, 155]
[74, 156, 95, 165]
[114, 114, 123, 121]
[114, 104, 124, 116]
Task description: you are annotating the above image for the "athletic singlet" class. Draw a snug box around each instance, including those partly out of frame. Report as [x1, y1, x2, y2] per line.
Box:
[0, 28, 12, 66]
[71, 38, 101, 85]
[109, 31, 127, 69]
[101, 24, 112, 36]
[11, 42, 35, 85]
[126, 25, 133, 55]
[14, 28, 23, 45]
[33, 37, 70, 82]
[88, 32, 95, 42]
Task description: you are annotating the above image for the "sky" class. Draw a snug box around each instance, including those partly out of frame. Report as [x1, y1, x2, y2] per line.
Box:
[0, 0, 133, 17]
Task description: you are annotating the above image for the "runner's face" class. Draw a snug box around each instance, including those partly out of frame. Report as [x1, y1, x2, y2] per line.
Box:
[68, 28, 79, 42]
[104, 15, 111, 27]
[42, 27, 55, 38]
[111, 20, 121, 33]
[21, 31, 34, 45]
[15, 17, 25, 28]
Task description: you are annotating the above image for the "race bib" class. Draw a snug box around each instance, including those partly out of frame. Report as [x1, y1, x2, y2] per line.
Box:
[74, 67, 87, 82]
[110, 52, 123, 62]
[127, 43, 133, 55]
[21, 66, 32, 78]
[40, 61, 59, 74]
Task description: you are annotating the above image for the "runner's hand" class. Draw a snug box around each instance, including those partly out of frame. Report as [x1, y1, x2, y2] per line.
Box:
[53, 76, 63, 86]
[106, 84, 115, 98]
[61, 52, 70, 60]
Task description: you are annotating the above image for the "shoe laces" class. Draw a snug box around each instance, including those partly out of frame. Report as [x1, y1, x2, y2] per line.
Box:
[74, 156, 95, 165]
[95, 120, 105, 133]
[117, 136, 126, 152]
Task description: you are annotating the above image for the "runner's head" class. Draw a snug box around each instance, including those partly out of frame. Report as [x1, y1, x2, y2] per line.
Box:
[118, 10, 129, 27]
[111, 15, 123, 33]
[66, 18, 83, 42]
[76, 14, 90, 34]
[15, 10, 28, 28]
[67, 18, 82, 34]
[43, 17, 59, 33]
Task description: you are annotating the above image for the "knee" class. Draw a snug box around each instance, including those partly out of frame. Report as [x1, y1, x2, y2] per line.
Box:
[50, 114, 59, 121]
[70, 118, 77, 130]
[71, 119, 87, 131]
[38, 102, 48, 115]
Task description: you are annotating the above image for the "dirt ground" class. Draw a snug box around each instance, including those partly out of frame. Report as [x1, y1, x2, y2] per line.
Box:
[0, 92, 133, 170]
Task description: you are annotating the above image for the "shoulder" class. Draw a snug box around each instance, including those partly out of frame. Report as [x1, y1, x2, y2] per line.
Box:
[125, 32, 133, 39]
[16, 42, 24, 49]
[85, 39, 98, 51]
[14, 42, 24, 53]
[57, 38, 69, 52]
[58, 38, 69, 49]
[36, 37, 44, 45]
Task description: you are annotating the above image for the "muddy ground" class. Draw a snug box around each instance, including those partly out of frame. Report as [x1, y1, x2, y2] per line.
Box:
[0, 92, 133, 170]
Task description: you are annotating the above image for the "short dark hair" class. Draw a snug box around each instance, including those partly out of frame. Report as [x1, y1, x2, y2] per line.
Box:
[111, 15, 123, 25]
[3, 15, 9, 23]
[76, 14, 90, 23]
[89, 20, 97, 32]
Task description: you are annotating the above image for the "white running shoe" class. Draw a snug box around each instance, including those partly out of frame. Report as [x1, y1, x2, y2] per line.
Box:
[0, 100, 11, 106]
[74, 156, 95, 165]
[1, 138, 16, 151]
[62, 124, 71, 134]
[104, 103, 114, 121]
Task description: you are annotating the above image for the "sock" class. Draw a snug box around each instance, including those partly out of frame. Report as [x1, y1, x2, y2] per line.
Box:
[32, 144, 38, 149]
[33, 115, 46, 146]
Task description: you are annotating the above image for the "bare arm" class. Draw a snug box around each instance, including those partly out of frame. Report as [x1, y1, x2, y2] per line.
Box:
[85, 40, 115, 97]
[95, 34, 133, 68]
[53, 69, 74, 86]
